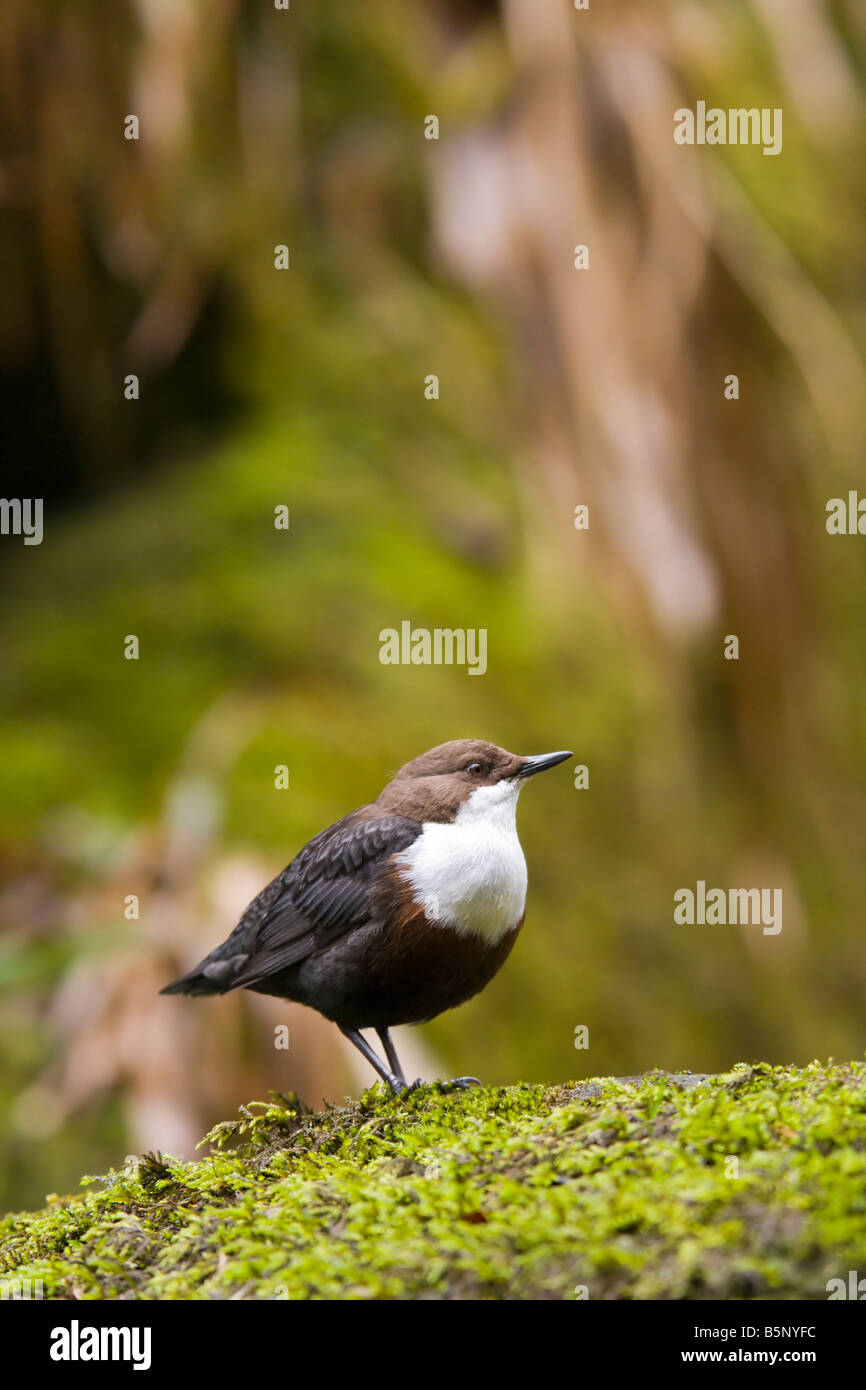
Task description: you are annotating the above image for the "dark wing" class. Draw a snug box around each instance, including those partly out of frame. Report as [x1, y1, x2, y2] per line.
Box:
[160, 811, 421, 996]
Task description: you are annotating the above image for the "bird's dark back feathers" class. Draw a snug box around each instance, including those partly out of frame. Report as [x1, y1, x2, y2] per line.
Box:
[160, 809, 422, 997]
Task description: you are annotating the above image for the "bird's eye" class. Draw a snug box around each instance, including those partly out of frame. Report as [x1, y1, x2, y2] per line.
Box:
[466, 761, 484, 775]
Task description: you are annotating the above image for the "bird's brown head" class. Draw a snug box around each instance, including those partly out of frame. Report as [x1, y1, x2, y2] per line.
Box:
[376, 739, 572, 822]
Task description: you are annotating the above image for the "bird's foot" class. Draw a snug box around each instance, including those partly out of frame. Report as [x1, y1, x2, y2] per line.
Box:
[387, 1076, 424, 1096]
[439, 1076, 482, 1091]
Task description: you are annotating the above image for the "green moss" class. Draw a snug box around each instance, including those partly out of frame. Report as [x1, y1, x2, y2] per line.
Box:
[1, 1061, 865, 1300]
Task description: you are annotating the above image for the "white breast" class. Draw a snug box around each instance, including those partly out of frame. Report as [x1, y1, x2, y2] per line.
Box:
[396, 780, 527, 943]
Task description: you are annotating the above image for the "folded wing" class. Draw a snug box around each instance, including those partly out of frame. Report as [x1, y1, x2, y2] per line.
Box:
[161, 811, 421, 996]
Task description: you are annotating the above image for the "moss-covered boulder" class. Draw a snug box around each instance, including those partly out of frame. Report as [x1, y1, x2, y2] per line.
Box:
[1, 1061, 864, 1300]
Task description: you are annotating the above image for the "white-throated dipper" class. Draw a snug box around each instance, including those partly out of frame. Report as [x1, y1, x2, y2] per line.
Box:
[161, 739, 572, 1092]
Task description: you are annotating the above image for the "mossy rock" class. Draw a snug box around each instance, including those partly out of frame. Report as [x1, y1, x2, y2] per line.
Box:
[1, 1061, 864, 1300]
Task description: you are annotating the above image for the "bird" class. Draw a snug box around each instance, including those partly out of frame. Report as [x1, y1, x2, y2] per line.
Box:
[161, 738, 572, 1093]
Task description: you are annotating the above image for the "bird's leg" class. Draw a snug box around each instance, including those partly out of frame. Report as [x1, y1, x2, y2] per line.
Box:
[376, 1027, 407, 1085]
[340, 1026, 407, 1095]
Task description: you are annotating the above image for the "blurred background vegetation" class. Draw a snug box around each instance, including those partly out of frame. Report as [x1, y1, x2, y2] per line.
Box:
[2, 0, 866, 1213]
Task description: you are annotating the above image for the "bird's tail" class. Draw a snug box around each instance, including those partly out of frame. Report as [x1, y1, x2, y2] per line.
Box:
[159, 970, 220, 997]
[160, 951, 249, 997]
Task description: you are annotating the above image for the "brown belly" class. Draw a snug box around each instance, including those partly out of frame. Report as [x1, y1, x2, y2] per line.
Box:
[356, 907, 524, 1026]
[286, 901, 524, 1030]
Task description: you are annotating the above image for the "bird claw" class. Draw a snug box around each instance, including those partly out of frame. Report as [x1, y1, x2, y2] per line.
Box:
[387, 1075, 480, 1097]
[387, 1076, 424, 1096]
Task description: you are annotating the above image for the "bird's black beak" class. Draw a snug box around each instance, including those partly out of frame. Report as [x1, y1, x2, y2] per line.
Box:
[517, 750, 573, 779]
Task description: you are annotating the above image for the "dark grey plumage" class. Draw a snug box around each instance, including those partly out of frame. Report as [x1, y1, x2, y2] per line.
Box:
[161, 811, 421, 998]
